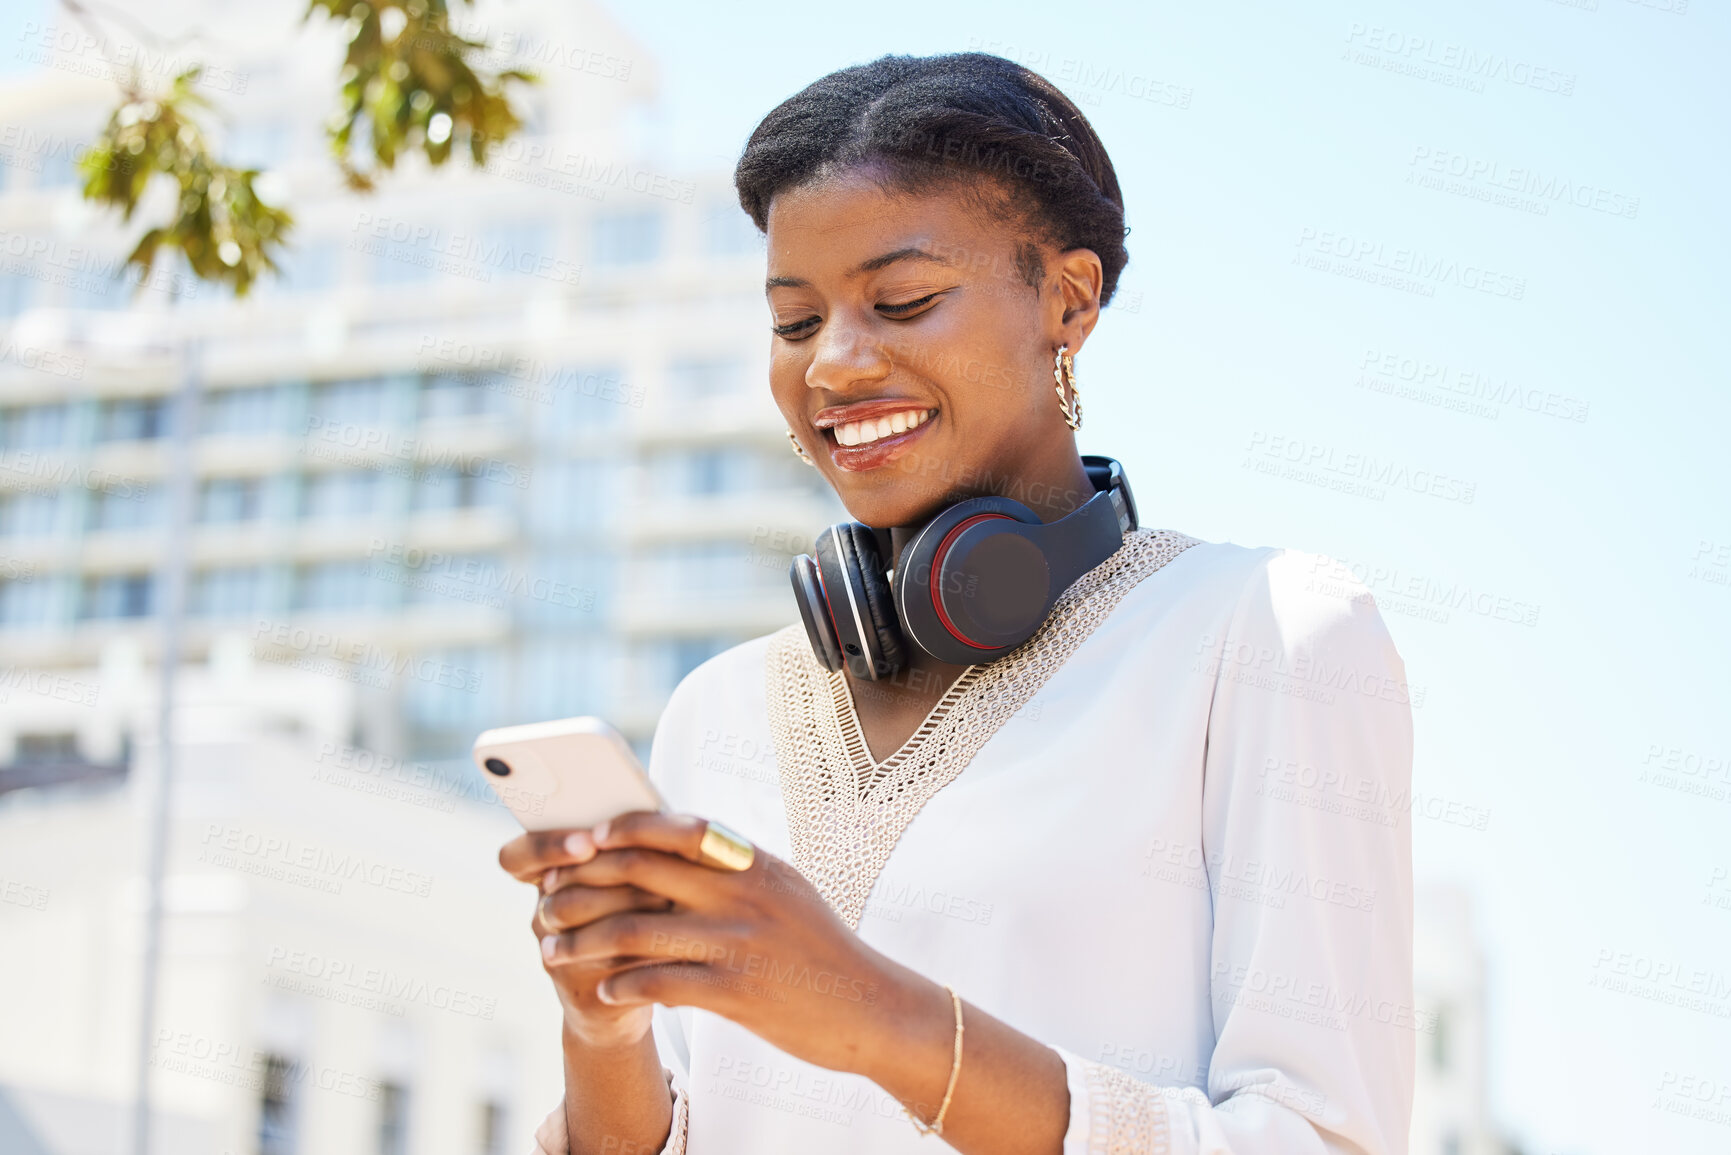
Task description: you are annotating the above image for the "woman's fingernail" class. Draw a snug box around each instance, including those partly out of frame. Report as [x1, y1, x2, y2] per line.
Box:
[541, 869, 559, 894]
[564, 831, 593, 859]
[595, 979, 616, 1004]
[541, 935, 558, 962]
[592, 820, 612, 846]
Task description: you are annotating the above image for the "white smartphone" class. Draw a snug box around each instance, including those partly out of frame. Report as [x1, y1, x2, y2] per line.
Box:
[470, 716, 666, 832]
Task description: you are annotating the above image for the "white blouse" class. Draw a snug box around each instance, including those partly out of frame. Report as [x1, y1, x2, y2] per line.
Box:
[532, 528, 1416, 1155]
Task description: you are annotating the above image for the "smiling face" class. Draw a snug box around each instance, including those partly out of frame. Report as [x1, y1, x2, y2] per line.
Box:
[766, 167, 1104, 529]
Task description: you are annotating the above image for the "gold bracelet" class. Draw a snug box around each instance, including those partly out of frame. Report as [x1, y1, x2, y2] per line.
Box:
[905, 984, 964, 1137]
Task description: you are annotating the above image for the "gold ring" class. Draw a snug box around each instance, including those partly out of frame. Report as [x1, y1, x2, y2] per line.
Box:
[697, 820, 755, 872]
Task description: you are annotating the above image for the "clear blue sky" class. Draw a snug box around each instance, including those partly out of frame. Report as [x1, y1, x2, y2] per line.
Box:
[601, 3, 1728, 1153]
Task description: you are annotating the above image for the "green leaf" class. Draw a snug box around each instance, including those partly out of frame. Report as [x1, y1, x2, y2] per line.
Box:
[78, 66, 296, 297]
[76, 1, 533, 296]
[311, 0, 537, 183]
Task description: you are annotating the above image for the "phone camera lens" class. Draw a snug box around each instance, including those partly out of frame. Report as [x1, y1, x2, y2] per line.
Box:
[483, 757, 511, 777]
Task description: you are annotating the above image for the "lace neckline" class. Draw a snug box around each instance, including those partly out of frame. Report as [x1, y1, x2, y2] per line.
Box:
[826, 662, 986, 798]
[764, 527, 1203, 929]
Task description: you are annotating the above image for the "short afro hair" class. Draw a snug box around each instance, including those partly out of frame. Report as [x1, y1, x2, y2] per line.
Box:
[734, 52, 1129, 305]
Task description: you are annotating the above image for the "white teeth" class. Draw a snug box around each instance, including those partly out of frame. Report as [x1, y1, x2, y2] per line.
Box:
[833, 409, 933, 447]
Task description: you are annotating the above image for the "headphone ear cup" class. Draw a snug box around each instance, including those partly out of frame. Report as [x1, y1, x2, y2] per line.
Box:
[789, 553, 844, 672]
[893, 495, 1046, 665]
[832, 523, 908, 679]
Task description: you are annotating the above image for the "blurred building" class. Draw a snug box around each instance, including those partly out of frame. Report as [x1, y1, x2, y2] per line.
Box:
[1410, 882, 1513, 1155]
[0, 0, 839, 773]
[0, 652, 571, 1155]
[0, 3, 838, 1150]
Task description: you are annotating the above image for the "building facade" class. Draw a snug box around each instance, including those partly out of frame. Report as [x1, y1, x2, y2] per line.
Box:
[0, 0, 839, 773]
[0, 656, 575, 1155]
[0, 6, 843, 1146]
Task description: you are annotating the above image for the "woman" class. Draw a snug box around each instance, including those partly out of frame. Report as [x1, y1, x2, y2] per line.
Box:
[500, 52, 1414, 1155]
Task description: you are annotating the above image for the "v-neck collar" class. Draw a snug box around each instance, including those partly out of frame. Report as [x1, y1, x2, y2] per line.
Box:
[763, 527, 1204, 929]
[825, 662, 986, 800]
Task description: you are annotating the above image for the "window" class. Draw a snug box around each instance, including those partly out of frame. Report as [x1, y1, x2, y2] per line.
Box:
[200, 477, 265, 523]
[658, 445, 818, 498]
[650, 447, 762, 496]
[272, 240, 341, 294]
[37, 148, 80, 188]
[377, 1082, 410, 1155]
[309, 379, 393, 430]
[518, 636, 611, 720]
[2, 403, 70, 450]
[0, 268, 35, 316]
[691, 451, 724, 495]
[371, 226, 434, 284]
[411, 466, 514, 513]
[302, 471, 384, 520]
[481, 221, 556, 281]
[411, 466, 463, 512]
[193, 566, 266, 618]
[1430, 1003, 1452, 1071]
[420, 375, 506, 422]
[590, 211, 661, 266]
[0, 491, 63, 537]
[665, 358, 744, 402]
[202, 385, 286, 437]
[257, 1053, 301, 1155]
[648, 637, 729, 699]
[80, 573, 154, 619]
[673, 638, 727, 680]
[402, 553, 507, 610]
[639, 541, 769, 596]
[526, 460, 616, 534]
[64, 266, 132, 311]
[545, 368, 628, 433]
[294, 560, 380, 612]
[402, 645, 499, 735]
[89, 484, 162, 532]
[515, 551, 609, 626]
[703, 199, 762, 257]
[0, 576, 55, 627]
[99, 397, 168, 441]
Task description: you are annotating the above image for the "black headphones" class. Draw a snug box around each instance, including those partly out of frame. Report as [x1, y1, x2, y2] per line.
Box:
[789, 455, 1138, 681]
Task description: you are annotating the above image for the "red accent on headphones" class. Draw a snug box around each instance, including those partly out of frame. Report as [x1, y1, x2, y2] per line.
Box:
[789, 456, 1137, 678]
[928, 512, 1015, 648]
[812, 560, 844, 654]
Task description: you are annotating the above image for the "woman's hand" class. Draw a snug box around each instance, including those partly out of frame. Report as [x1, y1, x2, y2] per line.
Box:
[498, 825, 674, 1049]
[529, 811, 919, 1076]
[506, 811, 1075, 1155]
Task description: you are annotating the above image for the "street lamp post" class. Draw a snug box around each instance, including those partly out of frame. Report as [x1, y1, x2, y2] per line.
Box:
[131, 335, 201, 1155]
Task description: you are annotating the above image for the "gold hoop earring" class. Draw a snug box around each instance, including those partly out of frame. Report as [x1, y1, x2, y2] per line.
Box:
[786, 427, 817, 466]
[1053, 345, 1082, 431]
